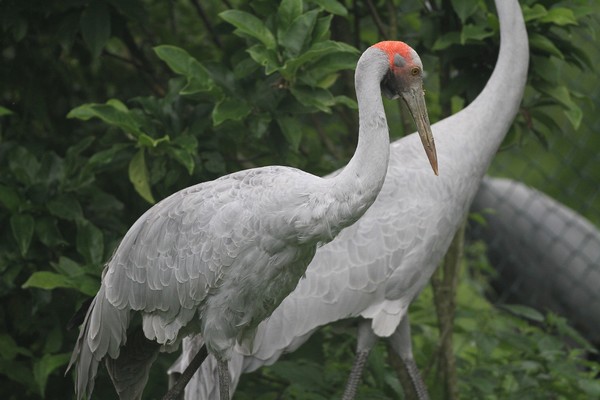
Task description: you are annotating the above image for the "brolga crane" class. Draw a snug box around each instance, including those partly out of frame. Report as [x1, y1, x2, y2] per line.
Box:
[67, 40, 439, 400]
[470, 177, 600, 346]
[169, 0, 528, 398]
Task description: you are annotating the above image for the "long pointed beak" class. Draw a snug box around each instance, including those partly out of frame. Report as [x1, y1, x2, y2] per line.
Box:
[402, 88, 438, 175]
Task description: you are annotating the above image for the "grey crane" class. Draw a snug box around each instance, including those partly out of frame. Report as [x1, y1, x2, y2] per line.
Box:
[168, 0, 528, 398]
[470, 176, 600, 346]
[67, 40, 439, 400]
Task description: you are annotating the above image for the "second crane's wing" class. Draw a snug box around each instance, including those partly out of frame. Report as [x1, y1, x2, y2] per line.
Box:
[101, 166, 315, 345]
[243, 137, 446, 367]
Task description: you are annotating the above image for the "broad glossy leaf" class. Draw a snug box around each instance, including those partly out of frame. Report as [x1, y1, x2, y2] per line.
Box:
[278, 0, 303, 31]
[10, 214, 34, 256]
[154, 45, 217, 95]
[8, 146, 40, 185]
[0, 106, 14, 116]
[247, 44, 280, 75]
[280, 10, 319, 57]
[76, 220, 105, 265]
[128, 149, 155, 203]
[450, 0, 479, 23]
[312, 15, 332, 43]
[461, 24, 493, 44]
[35, 217, 66, 247]
[277, 116, 303, 150]
[290, 85, 335, 112]
[0, 185, 21, 212]
[80, 0, 111, 58]
[432, 32, 460, 51]
[500, 304, 544, 322]
[529, 33, 564, 59]
[522, 4, 547, 22]
[138, 133, 170, 148]
[219, 10, 276, 50]
[212, 98, 252, 126]
[168, 147, 195, 175]
[47, 194, 84, 221]
[68, 100, 146, 137]
[22, 271, 75, 291]
[33, 353, 70, 397]
[309, 0, 347, 16]
[540, 8, 577, 26]
[284, 40, 358, 76]
[51, 256, 82, 277]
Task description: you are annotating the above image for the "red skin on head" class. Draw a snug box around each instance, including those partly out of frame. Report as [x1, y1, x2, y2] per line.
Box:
[372, 41, 413, 68]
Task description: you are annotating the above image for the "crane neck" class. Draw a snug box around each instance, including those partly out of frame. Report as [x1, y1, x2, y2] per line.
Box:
[331, 47, 392, 224]
[464, 0, 529, 153]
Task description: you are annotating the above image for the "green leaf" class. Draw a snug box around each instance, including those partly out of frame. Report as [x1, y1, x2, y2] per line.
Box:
[277, 116, 303, 150]
[279, 10, 319, 57]
[138, 133, 170, 148]
[219, 10, 276, 50]
[0, 334, 19, 360]
[0, 185, 21, 212]
[35, 217, 66, 247]
[451, 0, 479, 23]
[52, 256, 83, 277]
[500, 304, 545, 322]
[212, 97, 252, 126]
[80, 0, 111, 58]
[290, 85, 335, 112]
[128, 149, 155, 203]
[168, 147, 195, 175]
[68, 100, 146, 138]
[284, 40, 358, 76]
[540, 8, 577, 26]
[0, 106, 14, 116]
[10, 214, 34, 256]
[33, 353, 71, 396]
[529, 33, 564, 59]
[76, 220, 105, 265]
[22, 271, 75, 291]
[247, 44, 281, 75]
[47, 194, 84, 221]
[278, 0, 303, 31]
[8, 146, 40, 185]
[309, 0, 348, 16]
[154, 45, 217, 95]
[522, 4, 547, 22]
[461, 24, 493, 44]
[432, 32, 461, 51]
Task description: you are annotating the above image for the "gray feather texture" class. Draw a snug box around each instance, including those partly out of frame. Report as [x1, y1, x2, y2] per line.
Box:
[172, 0, 529, 397]
[68, 38, 413, 400]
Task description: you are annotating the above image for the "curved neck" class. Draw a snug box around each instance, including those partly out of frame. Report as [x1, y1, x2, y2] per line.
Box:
[436, 0, 528, 182]
[464, 0, 529, 152]
[332, 47, 392, 220]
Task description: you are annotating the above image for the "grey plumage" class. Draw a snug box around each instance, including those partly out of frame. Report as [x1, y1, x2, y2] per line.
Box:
[68, 39, 438, 399]
[170, 0, 529, 398]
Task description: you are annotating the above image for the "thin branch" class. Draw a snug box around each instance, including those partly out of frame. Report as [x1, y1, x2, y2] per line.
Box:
[365, 0, 388, 39]
[190, 0, 223, 49]
[386, 0, 397, 40]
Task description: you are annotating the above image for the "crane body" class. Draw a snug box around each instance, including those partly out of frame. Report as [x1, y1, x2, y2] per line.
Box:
[171, 0, 529, 398]
[69, 40, 438, 400]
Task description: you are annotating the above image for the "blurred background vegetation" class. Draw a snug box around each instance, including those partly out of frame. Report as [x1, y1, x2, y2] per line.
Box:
[0, 0, 598, 398]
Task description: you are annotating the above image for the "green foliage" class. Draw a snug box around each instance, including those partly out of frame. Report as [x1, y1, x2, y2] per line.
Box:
[0, 0, 598, 398]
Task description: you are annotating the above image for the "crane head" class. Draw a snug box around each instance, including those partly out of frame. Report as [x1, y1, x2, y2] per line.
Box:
[373, 41, 438, 176]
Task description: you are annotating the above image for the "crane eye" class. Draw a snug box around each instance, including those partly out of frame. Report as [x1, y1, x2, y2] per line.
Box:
[411, 67, 420, 76]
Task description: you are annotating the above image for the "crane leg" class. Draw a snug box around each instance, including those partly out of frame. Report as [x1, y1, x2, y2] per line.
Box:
[341, 319, 378, 400]
[218, 359, 230, 400]
[162, 344, 209, 400]
[388, 316, 429, 400]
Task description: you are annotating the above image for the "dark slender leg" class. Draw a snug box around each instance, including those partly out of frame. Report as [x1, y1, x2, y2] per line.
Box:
[217, 359, 230, 400]
[341, 319, 378, 400]
[162, 345, 209, 400]
[389, 316, 429, 400]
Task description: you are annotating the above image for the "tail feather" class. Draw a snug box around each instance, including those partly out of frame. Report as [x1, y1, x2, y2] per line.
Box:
[67, 287, 131, 400]
[105, 327, 160, 400]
